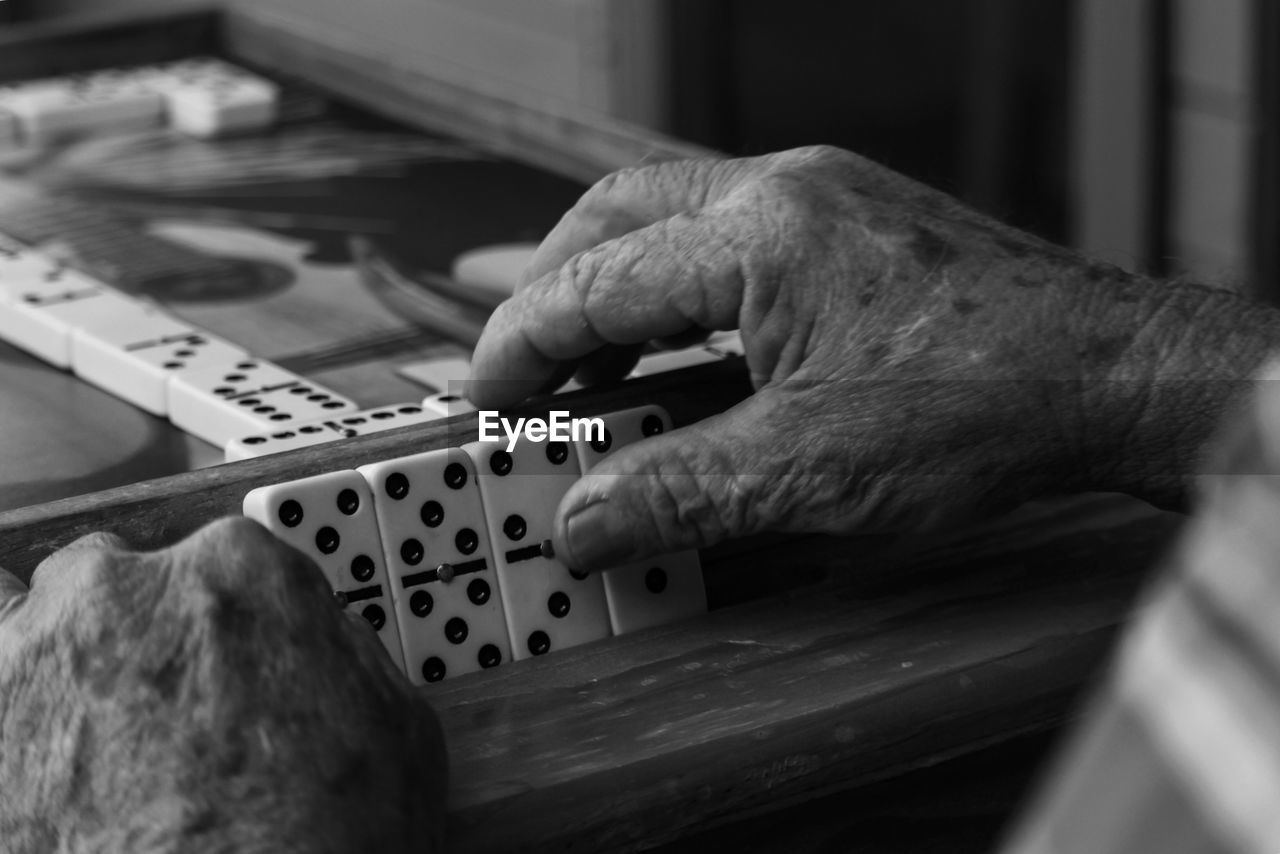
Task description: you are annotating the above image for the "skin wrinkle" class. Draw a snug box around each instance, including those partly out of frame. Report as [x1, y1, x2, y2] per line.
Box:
[581, 241, 647, 341]
[463, 145, 1280, 576]
[665, 213, 731, 330]
[559, 249, 613, 350]
[0, 518, 447, 853]
[775, 314, 816, 386]
[664, 454, 735, 547]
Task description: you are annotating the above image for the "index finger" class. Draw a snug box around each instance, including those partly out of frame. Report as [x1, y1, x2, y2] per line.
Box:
[518, 155, 745, 290]
[468, 207, 748, 407]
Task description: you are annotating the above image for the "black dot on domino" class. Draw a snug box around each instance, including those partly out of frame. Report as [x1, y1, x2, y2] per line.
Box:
[384, 472, 410, 500]
[528, 630, 551, 656]
[444, 462, 468, 489]
[363, 604, 386, 630]
[411, 590, 433, 617]
[315, 527, 340, 555]
[502, 514, 526, 541]
[422, 657, 446, 682]
[163, 361, 184, 370]
[548, 591, 571, 618]
[350, 554, 375, 583]
[400, 538, 424, 566]
[336, 488, 360, 515]
[478, 644, 502, 669]
[278, 499, 304, 527]
[642, 415, 665, 436]
[456, 528, 479, 555]
[467, 578, 490, 605]
[490, 450, 513, 476]
[546, 442, 568, 465]
[589, 428, 612, 454]
[420, 500, 444, 527]
[245, 437, 266, 446]
[445, 617, 469, 645]
[645, 567, 668, 594]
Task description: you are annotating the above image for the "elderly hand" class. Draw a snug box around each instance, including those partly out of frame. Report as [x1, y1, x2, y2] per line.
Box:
[0, 518, 446, 854]
[469, 145, 1280, 571]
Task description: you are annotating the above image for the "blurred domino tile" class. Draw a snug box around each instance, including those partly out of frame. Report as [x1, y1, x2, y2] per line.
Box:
[0, 235, 357, 452]
[0, 57, 278, 147]
[225, 403, 438, 462]
[1, 224, 744, 457]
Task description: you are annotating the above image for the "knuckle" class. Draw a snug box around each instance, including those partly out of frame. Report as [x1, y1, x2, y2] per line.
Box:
[772, 144, 849, 173]
[576, 244, 643, 317]
[179, 517, 308, 593]
[581, 164, 644, 209]
[559, 246, 602, 292]
[63, 530, 130, 555]
[72, 548, 127, 588]
[636, 450, 744, 551]
[31, 533, 131, 592]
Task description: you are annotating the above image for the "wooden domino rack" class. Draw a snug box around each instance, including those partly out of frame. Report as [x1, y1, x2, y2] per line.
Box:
[0, 7, 1185, 853]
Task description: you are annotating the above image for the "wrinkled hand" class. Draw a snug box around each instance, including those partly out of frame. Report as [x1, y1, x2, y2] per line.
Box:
[0, 518, 446, 854]
[469, 145, 1248, 570]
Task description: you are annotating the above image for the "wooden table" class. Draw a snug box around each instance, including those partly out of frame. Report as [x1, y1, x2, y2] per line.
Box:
[0, 8, 1184, 852]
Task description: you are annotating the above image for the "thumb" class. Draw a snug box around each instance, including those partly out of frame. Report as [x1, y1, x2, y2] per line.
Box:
[553, 389, 815, 571]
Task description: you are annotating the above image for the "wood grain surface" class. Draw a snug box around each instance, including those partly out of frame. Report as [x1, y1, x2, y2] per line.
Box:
[222, 5, 715, 185]
[427, 495, 1176, 853]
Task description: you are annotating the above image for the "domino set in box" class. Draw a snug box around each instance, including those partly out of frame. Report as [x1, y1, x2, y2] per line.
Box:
[243, 403, 706, 685]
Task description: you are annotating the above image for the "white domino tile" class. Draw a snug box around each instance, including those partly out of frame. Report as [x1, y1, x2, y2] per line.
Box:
[225, 402, 438, 462]
[573, 405, 706, 634]
[359, 448, 512, 683]
[243, 470, 406, 674]
[168, 357, 357, 448]
[72, 313, 247, 416]
[463, 435, 611, 661]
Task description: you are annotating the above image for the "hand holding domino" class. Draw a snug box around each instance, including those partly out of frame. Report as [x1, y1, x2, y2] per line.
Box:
[469, 145, 1252, 571]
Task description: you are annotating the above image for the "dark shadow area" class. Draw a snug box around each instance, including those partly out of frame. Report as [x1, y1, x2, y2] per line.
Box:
[669, 0, 1072, 243]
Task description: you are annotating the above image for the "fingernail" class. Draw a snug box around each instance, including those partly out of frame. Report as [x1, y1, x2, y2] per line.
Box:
[562, 496, 636, 571]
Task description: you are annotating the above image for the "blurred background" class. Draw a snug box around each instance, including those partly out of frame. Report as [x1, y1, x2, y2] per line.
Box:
[2, 0, 1273, 297]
